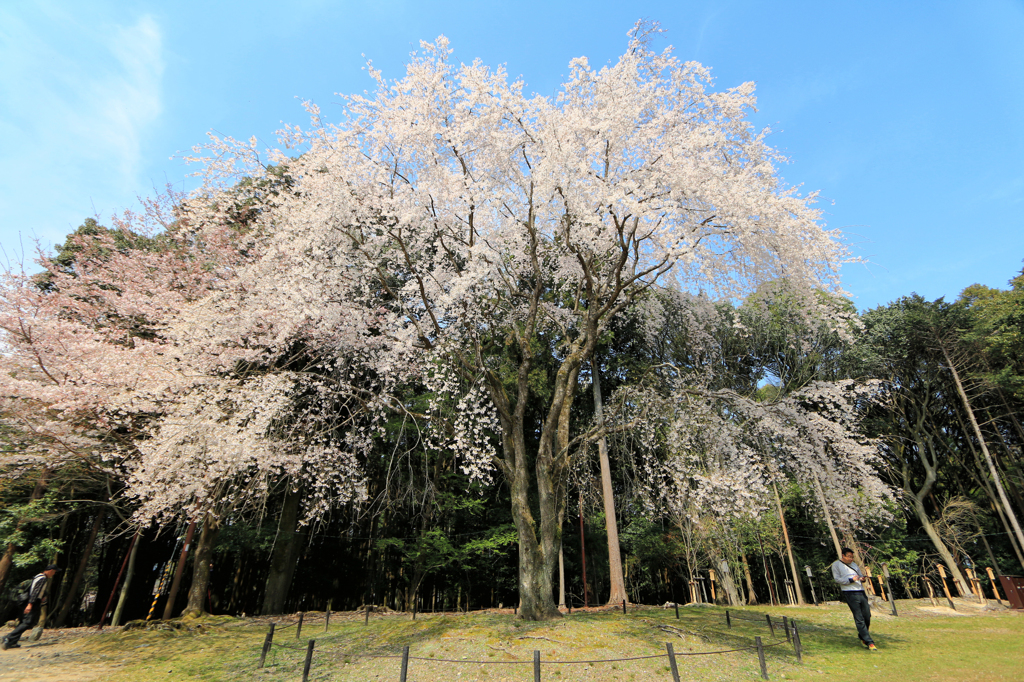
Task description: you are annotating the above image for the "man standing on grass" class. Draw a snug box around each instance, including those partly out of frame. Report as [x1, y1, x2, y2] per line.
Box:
[831, 548, 877, 650]
[2, 564, 60, 650]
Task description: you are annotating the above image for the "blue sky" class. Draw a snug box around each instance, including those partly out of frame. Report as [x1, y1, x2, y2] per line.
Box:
[2, 0, 1022, 310]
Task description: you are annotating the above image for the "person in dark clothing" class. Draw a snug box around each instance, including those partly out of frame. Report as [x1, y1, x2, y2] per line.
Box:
[830, 548, 876, 650]
[2, 564, 60, 650]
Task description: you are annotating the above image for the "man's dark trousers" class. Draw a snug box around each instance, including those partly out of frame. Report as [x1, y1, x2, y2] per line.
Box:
[4, 607, 40, 646]
[843, 591, 873, 644]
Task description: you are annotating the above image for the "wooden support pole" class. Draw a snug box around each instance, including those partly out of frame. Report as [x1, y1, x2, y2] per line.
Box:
[400, 645, 410, 682]
[881, 565, 898, 616]
[986, 567, 1005, 603]
[755, 636, 769, 680]
[301, 639, 314, 682]
[666, 642, 681, 682]
[937, 565, 956, 607]
[924, 577, 937, 606]
[258, 623, 275, 669]
[709, 569, 717, 603]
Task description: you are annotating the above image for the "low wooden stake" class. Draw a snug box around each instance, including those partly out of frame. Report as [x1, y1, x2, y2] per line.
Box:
[365, 604, 371, 625]
[400, 645, 410, 682]
[666, 642, 681, 682]
[533, 649, 541, 682]
[301, 639, 314, 682]
[622, 599, 627, 615]
[257, 622, 275, 669]
[755, 636, 769, 680]
[783, 615, 790, 643]
[296, 611, 304, 639]
[325, 606, 331, 631]
[726, 610, 731, 628]
[792, 620, 802, 663]
[674, 602, 679, 619]
[765, 613, 774, 637]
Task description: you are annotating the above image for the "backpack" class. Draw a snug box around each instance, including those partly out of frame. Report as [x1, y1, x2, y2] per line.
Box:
[11, 578, 32, 603]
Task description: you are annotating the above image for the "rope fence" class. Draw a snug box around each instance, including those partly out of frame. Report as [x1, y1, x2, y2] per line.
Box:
[255, 607, 805, 681]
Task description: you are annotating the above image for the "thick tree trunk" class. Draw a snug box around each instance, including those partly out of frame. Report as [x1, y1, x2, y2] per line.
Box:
[55, 508, 106, 627]
[771, 480, 805, 604]
[261, 487, 303, 615]
[911, 495, 970, 595]
[593, 369, 627, 606]
[184, 514, 221, 616]
[111, 531, 141, 626]
[716, 558, 741, 606]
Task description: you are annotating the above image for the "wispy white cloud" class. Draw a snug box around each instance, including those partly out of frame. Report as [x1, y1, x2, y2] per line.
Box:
[0, 5, 163, 251]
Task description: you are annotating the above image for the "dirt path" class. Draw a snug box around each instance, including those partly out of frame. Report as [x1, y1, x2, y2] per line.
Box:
[0, 629, 118, 682]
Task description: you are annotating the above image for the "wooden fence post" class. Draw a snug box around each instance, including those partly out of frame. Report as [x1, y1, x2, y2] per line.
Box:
[365, 604, 371, 625]
[726, 610, 731, 628]
[782, 616, 790, 643]
[533, 650, 541, 682]
[296, 612, 304, 639]
[325, 605, 331, 631]
[666, 642, 681, 682]
[301, 639, 314, 682]
[258, 622, 275, 669]
[792, 620, 802, 663]
[674, 602, 679, 619]
[765, 613, 774, 637]
[755, 636, 769, 680]
[400, 645, 410, 682]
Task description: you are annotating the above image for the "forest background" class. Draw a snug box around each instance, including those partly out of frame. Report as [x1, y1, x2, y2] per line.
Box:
[1, 3, 1023, 626]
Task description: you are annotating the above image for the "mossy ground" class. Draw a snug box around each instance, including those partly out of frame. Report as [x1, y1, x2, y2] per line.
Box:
[2, 598, 1021, 681]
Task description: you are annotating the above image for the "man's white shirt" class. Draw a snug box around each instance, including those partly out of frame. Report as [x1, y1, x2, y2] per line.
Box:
[831, 560, 865, 592]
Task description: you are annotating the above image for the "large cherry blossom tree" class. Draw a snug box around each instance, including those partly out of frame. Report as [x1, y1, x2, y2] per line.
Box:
[175, 23, 857, 619]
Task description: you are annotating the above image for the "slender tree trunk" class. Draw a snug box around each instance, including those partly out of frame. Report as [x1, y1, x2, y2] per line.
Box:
[261, 487, 303, 614]
[558, 541, 566, 608]
[55, 508, 106, 627]
[941, 346, 1024, 553]
[741, 554, 758, 605]
[111, 531, 142, 626]
[716, 557, 741, 606]
[593, 368, 627, 606]
[811, 473, 842, 557]
[771, 480, 805, 604]
[163, 520, 197, 620]
[185, 514, 221, 616]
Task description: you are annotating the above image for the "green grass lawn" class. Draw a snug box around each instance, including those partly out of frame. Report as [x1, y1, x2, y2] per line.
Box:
[48, 599, 1024, 682]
